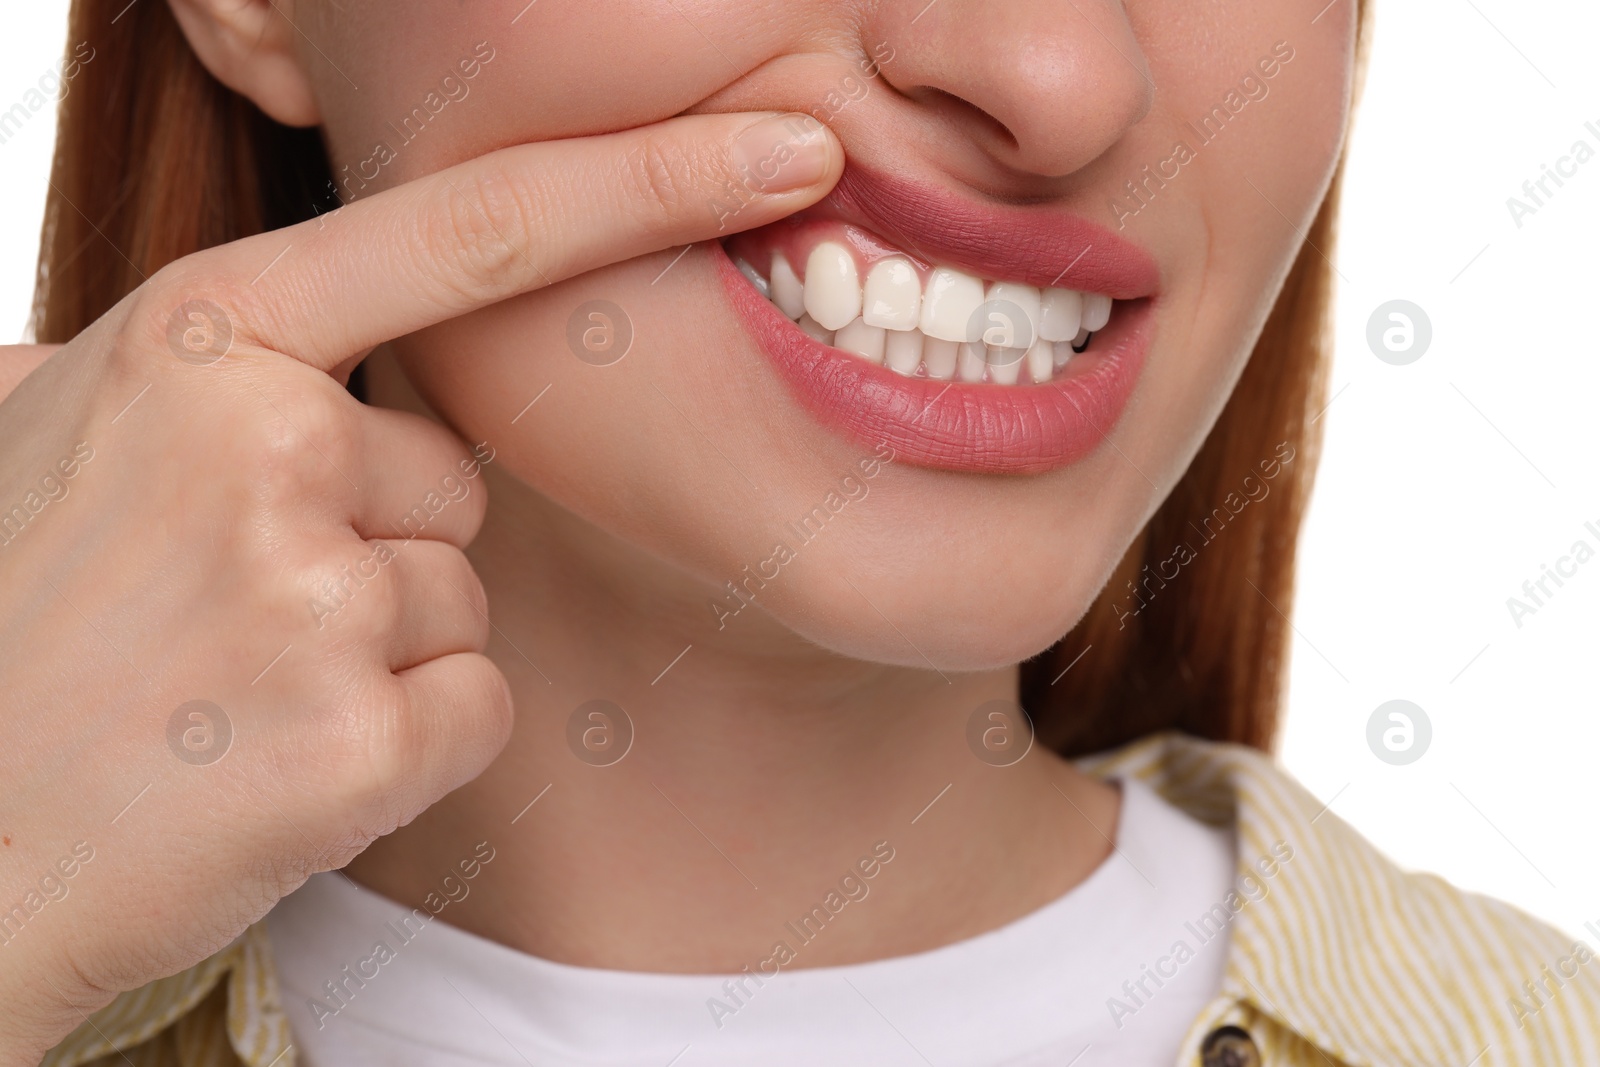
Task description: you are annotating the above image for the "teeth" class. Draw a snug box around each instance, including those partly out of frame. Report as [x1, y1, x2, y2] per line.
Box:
[919, 267, 986, 342]
[796, 314, 834, 345]
[923, 338, 958, 381]
[982, 282, 1041, 349]
[1039, 288, 1084, 342]
[863, 258, 922, 331]
[884, 328, 925, 376]
[771, 254, 805, 319]
[753, 246, 1115, 385]
[1082, 293, 1112, 333]
[1027, 338, 1054, 384]
[803, 242, 862, 331]
[736, 258, 770, 300]
[957, 341, 987, 383]
[986, 346, 1024, 386]
[834, 317, 886, 364]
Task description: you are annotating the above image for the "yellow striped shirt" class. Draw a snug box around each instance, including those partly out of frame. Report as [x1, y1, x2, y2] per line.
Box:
[41, 732, 1600, 1066]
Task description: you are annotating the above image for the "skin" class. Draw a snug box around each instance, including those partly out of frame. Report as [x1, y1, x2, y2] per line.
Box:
[0, 109, 846, 1064]
[303, 0, 1352, 971]
[0, 0, 1355, 1058]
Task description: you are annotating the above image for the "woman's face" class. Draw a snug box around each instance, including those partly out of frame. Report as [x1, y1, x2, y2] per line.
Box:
[300, 0, 1354, 671]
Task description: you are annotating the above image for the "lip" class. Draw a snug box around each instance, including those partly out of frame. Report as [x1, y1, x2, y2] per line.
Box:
[713, 164, 1159, 475]
[800, 163, 1160, 297]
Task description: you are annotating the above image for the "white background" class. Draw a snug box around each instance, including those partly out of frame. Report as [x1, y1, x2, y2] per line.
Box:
[2, 2, 1597, 939]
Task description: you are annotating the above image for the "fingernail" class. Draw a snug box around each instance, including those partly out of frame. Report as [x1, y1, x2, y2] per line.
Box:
[733, 114, 833, 196]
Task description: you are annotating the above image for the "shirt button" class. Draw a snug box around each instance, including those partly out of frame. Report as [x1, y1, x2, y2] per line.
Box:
[1201, 1025, 1262, 1067]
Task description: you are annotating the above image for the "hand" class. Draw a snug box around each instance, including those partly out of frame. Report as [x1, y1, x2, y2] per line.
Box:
[0, 112, 839, 1064]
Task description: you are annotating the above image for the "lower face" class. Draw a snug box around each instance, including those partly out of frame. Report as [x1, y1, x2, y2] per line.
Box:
[303, 0, 1354, 671]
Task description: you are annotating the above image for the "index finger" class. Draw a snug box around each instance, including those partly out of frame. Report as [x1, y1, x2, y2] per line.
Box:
[172, 112, 841, 373]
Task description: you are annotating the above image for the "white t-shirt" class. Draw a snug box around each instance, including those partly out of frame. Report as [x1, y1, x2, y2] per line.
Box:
[267, 777, 1237, 1067]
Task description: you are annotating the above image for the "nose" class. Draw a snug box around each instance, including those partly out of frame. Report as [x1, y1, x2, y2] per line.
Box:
[865, 0, 1154, 178]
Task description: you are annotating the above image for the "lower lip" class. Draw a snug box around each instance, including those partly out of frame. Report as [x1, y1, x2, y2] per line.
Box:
[710, 243, 1153, 475]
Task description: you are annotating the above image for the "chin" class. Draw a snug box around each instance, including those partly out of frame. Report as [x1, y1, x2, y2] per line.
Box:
[732, 533, 1113, 673]
[765, 588, 1092, 674]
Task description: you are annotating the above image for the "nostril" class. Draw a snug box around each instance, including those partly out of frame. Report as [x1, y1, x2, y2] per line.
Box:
[911, 85, 1020, 155]
[863, 0, 1154, 179]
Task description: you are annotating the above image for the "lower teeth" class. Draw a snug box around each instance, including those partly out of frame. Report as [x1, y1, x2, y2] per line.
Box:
[786, 313, 1096, 385]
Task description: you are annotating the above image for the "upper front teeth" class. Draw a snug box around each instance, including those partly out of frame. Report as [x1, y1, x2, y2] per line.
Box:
[746, 241, 1116, 384]
[1038, 288, 1083, 341]
[919, 267, 986, 342]
[863, 258, 921, 331]
[804, 244, 862, 330]
[984, 282, 1041, 347]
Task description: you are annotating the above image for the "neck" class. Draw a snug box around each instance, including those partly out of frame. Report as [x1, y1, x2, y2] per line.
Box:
[347, 353, 1120, 972]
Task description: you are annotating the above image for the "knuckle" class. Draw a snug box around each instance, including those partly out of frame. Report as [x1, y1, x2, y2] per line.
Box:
[359, 725, 413, 821]
[297, 538, 400, 639]
[446, 654, 513, 742]
[466, 655, 516, 758]
[107, 269, 193, 374]
[322, 656, 512, 829]
[474, 655, 516, 735]
[450, 555, 492, 649]
[125, 260, 259, 364]
[122, 271, 179, 348]
[317, 683, 414, 831]
[618, 132, 706, 229]
[244, 376, 361, 501]
[419, 165, 536, 303]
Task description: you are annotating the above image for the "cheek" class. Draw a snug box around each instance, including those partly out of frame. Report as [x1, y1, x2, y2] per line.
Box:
[307, 1, 792, 186]
[1111, 14, 1352, 485]
[393, 251, 849, 586]
[1166, 19, 1352, 295]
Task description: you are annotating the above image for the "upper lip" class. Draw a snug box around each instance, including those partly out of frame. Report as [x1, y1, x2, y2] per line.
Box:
[787, 162, 1162, 299]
